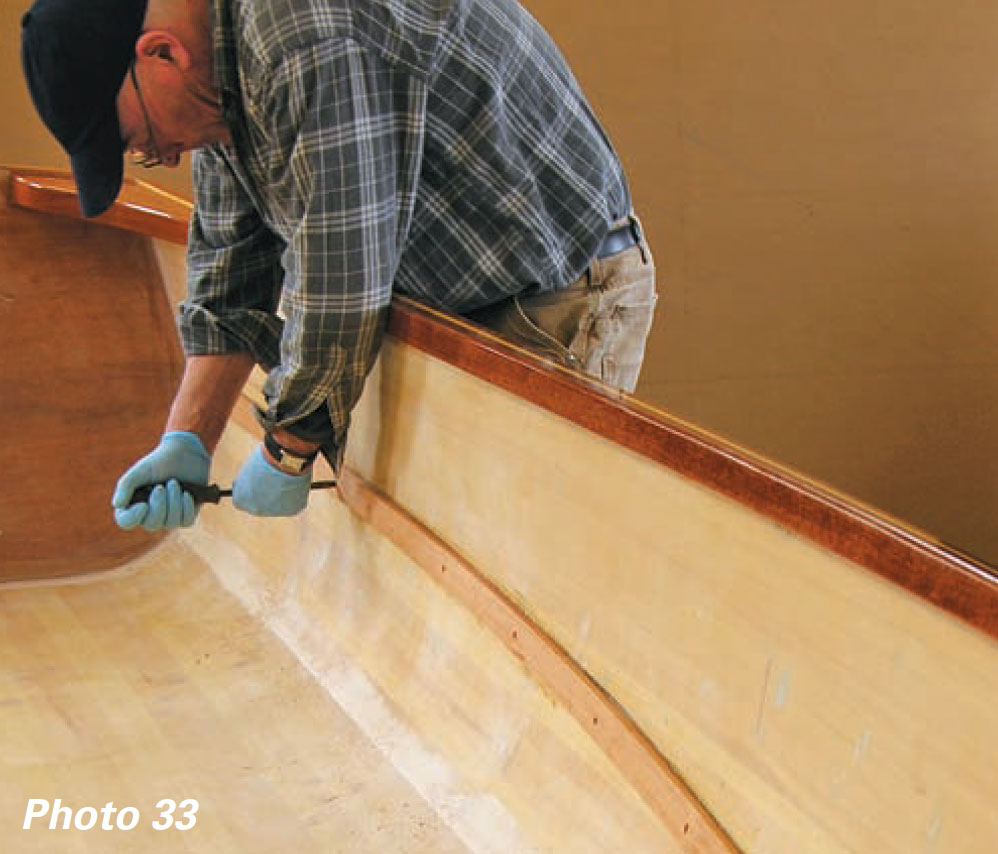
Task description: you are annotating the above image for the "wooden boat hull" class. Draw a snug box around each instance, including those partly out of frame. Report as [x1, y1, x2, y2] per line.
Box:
[2, 168, 997, 852]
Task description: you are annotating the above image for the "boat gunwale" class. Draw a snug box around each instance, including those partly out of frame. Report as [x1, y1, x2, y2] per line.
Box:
[8, 166, 998, 642]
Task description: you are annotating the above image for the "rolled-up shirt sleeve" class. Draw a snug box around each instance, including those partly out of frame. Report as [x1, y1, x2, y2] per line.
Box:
[181, 148, 286, 370]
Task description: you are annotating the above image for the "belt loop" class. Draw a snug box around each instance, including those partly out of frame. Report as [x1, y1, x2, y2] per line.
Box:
[628, 213, 641, 243]
[629, 213, 649, 265]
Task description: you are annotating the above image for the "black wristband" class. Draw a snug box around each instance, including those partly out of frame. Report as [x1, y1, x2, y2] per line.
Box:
[263, 433, 318, 475]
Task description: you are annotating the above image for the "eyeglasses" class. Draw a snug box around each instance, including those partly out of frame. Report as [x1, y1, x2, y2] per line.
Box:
[128, 62, 163, 168]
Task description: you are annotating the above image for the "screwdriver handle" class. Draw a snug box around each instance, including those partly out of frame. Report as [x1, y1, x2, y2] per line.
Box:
[129, 481, 227, 507]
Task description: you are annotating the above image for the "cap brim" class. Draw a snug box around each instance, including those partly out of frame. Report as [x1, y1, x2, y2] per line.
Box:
[69, 109, 125, 218]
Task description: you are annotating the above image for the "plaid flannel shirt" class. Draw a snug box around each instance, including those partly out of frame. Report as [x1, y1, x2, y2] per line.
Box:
[180, 0, 630, 453]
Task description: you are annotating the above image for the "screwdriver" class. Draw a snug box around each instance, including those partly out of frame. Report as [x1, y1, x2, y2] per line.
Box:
[128, 479, 338, 507]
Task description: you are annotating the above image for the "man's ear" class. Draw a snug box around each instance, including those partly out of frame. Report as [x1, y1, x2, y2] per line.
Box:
[135, 30, 192, 71]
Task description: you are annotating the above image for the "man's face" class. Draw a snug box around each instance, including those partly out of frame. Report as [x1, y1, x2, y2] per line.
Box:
[116, 52, 230, 169]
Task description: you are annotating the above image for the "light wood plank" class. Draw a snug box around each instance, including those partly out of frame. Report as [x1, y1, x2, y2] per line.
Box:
[337, 466, 737, 852]
[201, 422, 694, 853]
[339, 337, 998, 853]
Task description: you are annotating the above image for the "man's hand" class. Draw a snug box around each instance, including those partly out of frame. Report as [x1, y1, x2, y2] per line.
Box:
[232, 445, 312, 516]
[112, 432, 212, 530]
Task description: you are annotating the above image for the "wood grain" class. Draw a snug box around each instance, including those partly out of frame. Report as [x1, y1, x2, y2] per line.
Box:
[205, 421, 703, 853]
[0, 539, 473, 853]
[339, 335, 998, 853]
[386, 299, 998, 641]
[9, 168, 190, 244]
[0, 168, 184, 580]
[338, 465, 739, 854]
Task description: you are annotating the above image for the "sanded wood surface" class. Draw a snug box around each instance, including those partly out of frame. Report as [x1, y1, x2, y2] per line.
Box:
[0, 168, 183, 581]
[198, 424, 696, 853]
[2, 398, 701, 853]
[387, 299, 998, 641]
[0, 540, 472, 854]
[337, 466, 738, 853]
[341, 337, 998, 853]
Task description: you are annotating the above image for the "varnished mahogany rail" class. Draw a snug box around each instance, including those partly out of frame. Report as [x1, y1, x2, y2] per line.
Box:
[9, 168, 190, 244]
[8, 166, 998, 645]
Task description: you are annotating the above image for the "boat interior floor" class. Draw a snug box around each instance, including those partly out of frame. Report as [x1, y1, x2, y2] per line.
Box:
[1, 538, 470, 854]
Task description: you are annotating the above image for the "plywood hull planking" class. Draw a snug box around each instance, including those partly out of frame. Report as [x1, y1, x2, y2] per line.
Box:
[0, 169, 183, 580]
[340, 335, 998, 853]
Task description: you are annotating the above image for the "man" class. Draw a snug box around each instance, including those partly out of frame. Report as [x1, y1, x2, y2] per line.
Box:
[22, 0, 656, 529]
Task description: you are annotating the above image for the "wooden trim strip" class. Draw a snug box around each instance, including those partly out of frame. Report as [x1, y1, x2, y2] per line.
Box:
[336, 466, 741, 854]
[8, 168, 190, 244]
[8, 166, 998, 641]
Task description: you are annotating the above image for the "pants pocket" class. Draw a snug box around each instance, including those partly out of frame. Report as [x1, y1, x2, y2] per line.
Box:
[569, 277, 656, 392]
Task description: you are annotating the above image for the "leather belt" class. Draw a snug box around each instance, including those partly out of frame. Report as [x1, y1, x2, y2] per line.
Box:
[596, 217, 642, 260]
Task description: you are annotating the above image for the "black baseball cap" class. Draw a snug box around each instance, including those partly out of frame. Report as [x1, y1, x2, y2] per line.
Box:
[21, 0, 149, 217]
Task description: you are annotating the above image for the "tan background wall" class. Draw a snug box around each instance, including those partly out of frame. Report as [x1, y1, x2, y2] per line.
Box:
[526, 1, 998, 566]
[3, 1, 996, 565]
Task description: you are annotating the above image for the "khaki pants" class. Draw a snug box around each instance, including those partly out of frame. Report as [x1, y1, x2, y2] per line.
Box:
[468, 217, 657, 392]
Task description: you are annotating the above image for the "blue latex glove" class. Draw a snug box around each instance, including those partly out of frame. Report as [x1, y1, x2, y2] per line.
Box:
[232, 445, 312, 517]
[112, 432, 212, 531]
